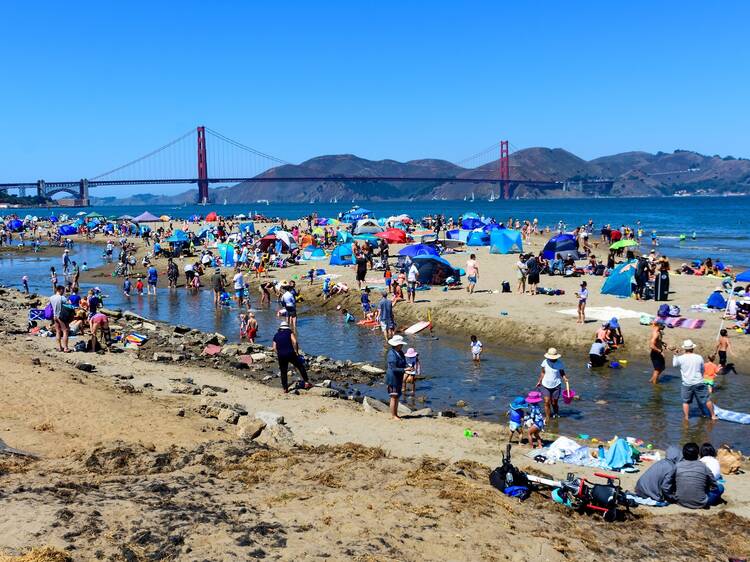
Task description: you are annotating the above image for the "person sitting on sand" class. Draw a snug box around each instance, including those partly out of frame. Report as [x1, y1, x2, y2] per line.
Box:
[674, 442, 722, 509]
[524, 391, 545, 448]
[634, 445, 681, 503]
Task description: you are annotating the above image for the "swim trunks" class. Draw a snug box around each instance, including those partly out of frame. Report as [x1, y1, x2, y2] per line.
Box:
[650, 350, 666, 371]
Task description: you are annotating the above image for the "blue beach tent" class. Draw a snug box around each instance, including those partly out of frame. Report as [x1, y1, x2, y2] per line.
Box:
[412, 255, 461, 285]
[58, 224, 77, 236]
[337, 230, 353, 244]
[8, 219, 24, 232]
[461, 218, 484, 230]
[490, 229, 523, 254]
[466, 229, 490, 246]
[601, 260, 637, 298]
[446, 229, 460, 240]
[238, 221, 255, 234]
[217, 243, 235, 267]
[399, 244, 439, 258]
[542, 233, 577, 260]
[302, 246, 327, 261]
[165, 229, 189, 243]
[329, 244, 355, 266]
[735, 270, 750, 283]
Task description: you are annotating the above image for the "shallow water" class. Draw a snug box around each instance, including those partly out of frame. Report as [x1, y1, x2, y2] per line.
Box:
[2, 243, 748, 450]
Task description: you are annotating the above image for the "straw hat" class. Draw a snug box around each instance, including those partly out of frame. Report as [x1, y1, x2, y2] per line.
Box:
[682, 339, 696, 350]
[404, 347, 418, 358]
[544, 347, 562, 360]
[388, 335, 406, 347]
[525, 391, 543, 404]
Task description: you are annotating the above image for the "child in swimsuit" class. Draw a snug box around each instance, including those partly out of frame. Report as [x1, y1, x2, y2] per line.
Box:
[403, 347, 421, 394]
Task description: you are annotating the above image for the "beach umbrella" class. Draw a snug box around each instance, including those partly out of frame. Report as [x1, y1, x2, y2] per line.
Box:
[274, 230, 296, 249]
[118, 214, 134, 220]
[542, 233, 577, 260]
[8, 219, 23, 232]
[490, 229, 523, 254]
[735, 270, 750, 283]
[609, 239, 637, 251]
[398, 244, 439, 258]
[75, 211, 87, 216]
[132, 211, 160, 222]
[312, 226, 324, 236]
[205, 211, 218, 222]
[49, 216, 58, 223]
[160, 215, 171, 222]
[375, 228, 407, 244]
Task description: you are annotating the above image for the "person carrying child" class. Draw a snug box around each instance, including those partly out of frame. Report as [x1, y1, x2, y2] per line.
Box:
[403, 347, 421, 394]
[507, 396, 526, 444]
[524, 391, 545, 448]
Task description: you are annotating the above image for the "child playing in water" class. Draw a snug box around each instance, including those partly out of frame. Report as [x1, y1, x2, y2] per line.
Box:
[704, 355, 720, 394]
[308, 268, 315, 286]
[219, 291, 231, 306]
[507, 396, 526, 444]
[403, 347, 421, 394]
[360, 287, 372, 319]
[470, 335, 482, 362]
[524, 391, 545, 448]
[135, 277, 144, 296]
[21, 275, 29, 294]
[123, 276, 132, 297]
[341, 308, 355, 323]
[715, 329, 731, 370]
[384, 266, 393, 294]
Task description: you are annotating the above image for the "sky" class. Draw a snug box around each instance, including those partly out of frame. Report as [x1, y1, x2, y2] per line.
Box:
[2, 1, 749, 197]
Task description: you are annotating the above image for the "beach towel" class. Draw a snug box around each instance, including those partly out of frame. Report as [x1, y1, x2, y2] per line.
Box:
[663, 317, 704, 329]
[714, 405, 750, 424]
[28, 309, 46, 322]
[558, 306, 643, 322]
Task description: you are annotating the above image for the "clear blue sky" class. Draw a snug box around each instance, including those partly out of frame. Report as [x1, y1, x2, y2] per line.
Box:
[3, 1, 749, 196]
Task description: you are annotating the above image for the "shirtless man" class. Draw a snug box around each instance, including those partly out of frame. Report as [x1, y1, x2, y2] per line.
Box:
[649, 320, 667, 384]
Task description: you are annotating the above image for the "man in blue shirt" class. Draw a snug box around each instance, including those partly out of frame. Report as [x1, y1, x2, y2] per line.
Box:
[147, 265, 158, 295]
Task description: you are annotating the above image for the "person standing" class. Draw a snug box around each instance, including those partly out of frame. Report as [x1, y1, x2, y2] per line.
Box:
[233, 267, 247, 308]
[385, 335, 407, 420]
[406, 261, 419, 303]
[355, 250, 368, 289]
[515, 255, 527, 294]
[272, 322, 311, 393]
[649, 320, 667, 383]
[673, 340, 717, 421]
[466, 254, 478, 294]
[525, 253, 541, 295]
[167, 258, 178, 289]
[146, 264, 158, 295]
[281, 281, 298, 331]
[376, 289, 396, 341]
[211, 267, 225, 306]
[50, 285, 70, 353]
[535, 348, 569, 422]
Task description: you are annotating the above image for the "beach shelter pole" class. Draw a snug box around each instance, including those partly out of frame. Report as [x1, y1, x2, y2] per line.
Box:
[717, 282, 735, 340]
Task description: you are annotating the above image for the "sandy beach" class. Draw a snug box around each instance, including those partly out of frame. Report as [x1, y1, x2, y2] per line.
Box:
[1, 284, 749, 561]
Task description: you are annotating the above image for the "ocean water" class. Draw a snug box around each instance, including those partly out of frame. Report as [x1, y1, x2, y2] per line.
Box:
[2, 242, 748, 450]
[8, 195, 750, 266]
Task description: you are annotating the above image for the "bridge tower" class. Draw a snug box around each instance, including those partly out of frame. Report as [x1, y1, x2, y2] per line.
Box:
[37, 180, 46, 198]
[499, 140, 510, 199]
[197, 126, 209, 204]
[79, 179, 89, 205]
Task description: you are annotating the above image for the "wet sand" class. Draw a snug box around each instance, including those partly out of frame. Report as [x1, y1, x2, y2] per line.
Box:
[0, 287, 749, 561]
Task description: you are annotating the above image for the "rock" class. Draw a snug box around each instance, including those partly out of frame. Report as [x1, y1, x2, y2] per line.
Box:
[218, 408, 240, 425]
[171, 353, 186, 362]
[397, 402, 412, 416]
[153, 352, 173, 363]
[31, 357, 41, 366]
[261, 375, 274, 381]
[238, 355, 253, 366]
[176, 408, 185, 417]
[307, 387, 340, 398]
[115, 381, 140, 394]
[75, 363, 95, 372]
[360, 364, 385, 376]
[221, 344, 241, 356]
[405, 408, 433, 418]
[123, 311, 147, 322]
[139, 321, 157, 332]
[250, 353, 268, 363]
[201, 388, 217, 397]
[202, 384, 228, 394]
[254, 411, 284, 427]
[362, 396, 389, 414]
[203, 333, 227, 346]
[439, 410, 457, 418]
[173, 325, 191, 335]
[256, 424, 295, 448]
[100, 307, 123, 319]
[171, 382, 201, 395]
[202, 344, 223, 357]
[231, 361, 250, 370]
[315, 355, 327, 363]
[237, 418, 266, 440]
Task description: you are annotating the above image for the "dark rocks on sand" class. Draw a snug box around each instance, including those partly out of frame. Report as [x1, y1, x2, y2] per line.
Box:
[76, 363, 96, 372]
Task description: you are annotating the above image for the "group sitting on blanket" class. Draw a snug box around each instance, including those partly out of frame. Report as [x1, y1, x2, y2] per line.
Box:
[634, 442, 725, 509]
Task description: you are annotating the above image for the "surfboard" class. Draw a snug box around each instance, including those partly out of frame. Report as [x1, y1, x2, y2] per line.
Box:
[404, 321, 431, 335]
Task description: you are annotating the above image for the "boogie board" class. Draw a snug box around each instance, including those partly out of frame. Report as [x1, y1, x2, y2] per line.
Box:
[357, 319, 379, 327]
[404, 321, 431, 335]
[714, 405, 750, 425]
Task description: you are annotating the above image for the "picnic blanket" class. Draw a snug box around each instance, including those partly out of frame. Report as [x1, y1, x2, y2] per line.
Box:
[557, 306, 643, 322]
[662, 317, 705, 329]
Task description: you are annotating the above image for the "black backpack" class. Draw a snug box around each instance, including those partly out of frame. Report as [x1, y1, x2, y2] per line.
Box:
[501, 281, 511, 293]
[489, 445, 528, 491]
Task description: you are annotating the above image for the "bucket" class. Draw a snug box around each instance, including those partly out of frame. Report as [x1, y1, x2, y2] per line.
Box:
[562, 381, 576, 404]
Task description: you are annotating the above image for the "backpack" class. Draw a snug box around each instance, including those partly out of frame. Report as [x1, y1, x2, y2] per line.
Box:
[657, 304, 670, 318]
[501, 281, 511, 293]
[490, 445, 528, 491]
[668, 305, 681, 317]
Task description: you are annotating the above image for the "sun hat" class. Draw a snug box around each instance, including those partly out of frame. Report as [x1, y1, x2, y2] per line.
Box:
[609, 317, 620, 329]
[404, 347, 418, 358]
[510, 396, 527, 410]
[682, 339, 696, 350]
[525, 391, 543, 404]
[544, 347, 562, 360]
[388, 335, 406, 347]
[279, 322, 291, 330]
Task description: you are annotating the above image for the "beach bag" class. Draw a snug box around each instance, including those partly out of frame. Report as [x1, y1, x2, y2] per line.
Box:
[657, 304, 670, 318]
[668, 305, 681, 317]
[717, 445, 743, 475]
[59, 304, 75, 324]
[43, 303, 54, 320]
[501, 281, 511, 293]
[490, 445, 528, 491]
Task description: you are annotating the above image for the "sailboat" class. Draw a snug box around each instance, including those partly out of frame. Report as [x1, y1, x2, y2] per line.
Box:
[488, 192, 496, 202]
[223, 198, 227, 205]
[470, 192, 475, 202]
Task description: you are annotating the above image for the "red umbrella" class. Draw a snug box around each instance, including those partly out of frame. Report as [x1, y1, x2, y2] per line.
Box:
[375, 228, 407, 244]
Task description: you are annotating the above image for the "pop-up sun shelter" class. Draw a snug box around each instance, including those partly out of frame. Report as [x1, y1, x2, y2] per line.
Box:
[217, 243, 235, 266]
[302, 246, 327, 261]
[542, 233, 577, 260]
[58, 224, 77, 236]
[399, 244, 439, 258]
[412, 255, 461, 285]
[461, 217, 485, 230]
[354, 218, 383, 235]
[330, 244, 355, 265]
[337, 230, 353, 244]
[706, 290, 728, 309]
[132, 211, 160, 223]
[165, 229, 189, 243]
[601, 260, 637, 298]
[490, 229, 523, 254]
[466, 229, 490, 246]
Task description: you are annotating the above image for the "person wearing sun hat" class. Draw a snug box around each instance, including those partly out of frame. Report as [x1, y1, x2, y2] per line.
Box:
[524, 390, 546, 448]
[507, 396, 527, 444]
[535, 348, 569, 422]
[403, 347, 421, 395]
[672, 339, 717, 421]
[385, 335, 407, 420]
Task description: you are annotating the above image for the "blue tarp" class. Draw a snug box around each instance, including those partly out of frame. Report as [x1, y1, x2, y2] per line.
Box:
[601, 260, 637, 298]
[466, 230, 490, 246]
[412, 255, 461, 285]
[490, 229, 523, 254]
[217, 243, 235, 266]
[343, 208, 372, 222]
[330, 244, 355, 266]
[165, 229, 189, 243]
[542, 233, 577, 260]
[58, 224, 76, 236]
[8, 219, 24, 232]
[399, 244, 439, 258]
[446, 229, 460, 240]
[706, 290, 727, 309]
[736, 270, 750, 283]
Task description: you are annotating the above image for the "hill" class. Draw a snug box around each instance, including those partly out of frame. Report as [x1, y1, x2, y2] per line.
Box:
[91, 148, 750, 204]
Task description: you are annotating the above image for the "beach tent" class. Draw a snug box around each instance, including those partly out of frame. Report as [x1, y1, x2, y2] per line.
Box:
[257, 234, 278, 252]
[399, 244, 439, 258]
[354, 218, 383, 235]
[542, 233, 577, 260]
[49, 216, 58, 223]
[375, 228, 407, 244]
[165, 229, 189, 243]
[446, 229, 460, 240]
[266, 225, 281, 236]
[217, 243, 236, 267]
[274, 230, 296, 250]
[7, 219, 23, 232]
[482, 222, 503, 233]
[466, 229, 490, 246]
[118, 214, 134, 220]
[461, 217, 485, 230]
[353, 234, 379, 244]
[601, 260, 637, 298]
[188, 214, 201, 222]
[337, 230, 353, 244]
[412, 255, 461, 285]
[462, 212, 480, 219]
[329, 244, 355, 266]
[302, 246, 327, 261]
[343, 208, 372, 222]
[132, 211, 160, 223]
[735, 270, 750, 283]
[205, 211, 219, 222]
[490, 229, 523, 254]
[238, 221, 255, 234]
[58, 224, 77, 236]
[706, 290, 728, 309]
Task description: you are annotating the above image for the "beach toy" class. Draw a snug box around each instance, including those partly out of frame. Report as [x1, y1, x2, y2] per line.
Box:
[500, 311, 509, 316]
[578, 434, 589, 440]
[591, 438, 599, 443]
[620, 359, 628, 366]
[609, 361, 621, 369]
[646, 444, 653, 449]
[562, 381, 576, 404]
[463, 429, 474, 438]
